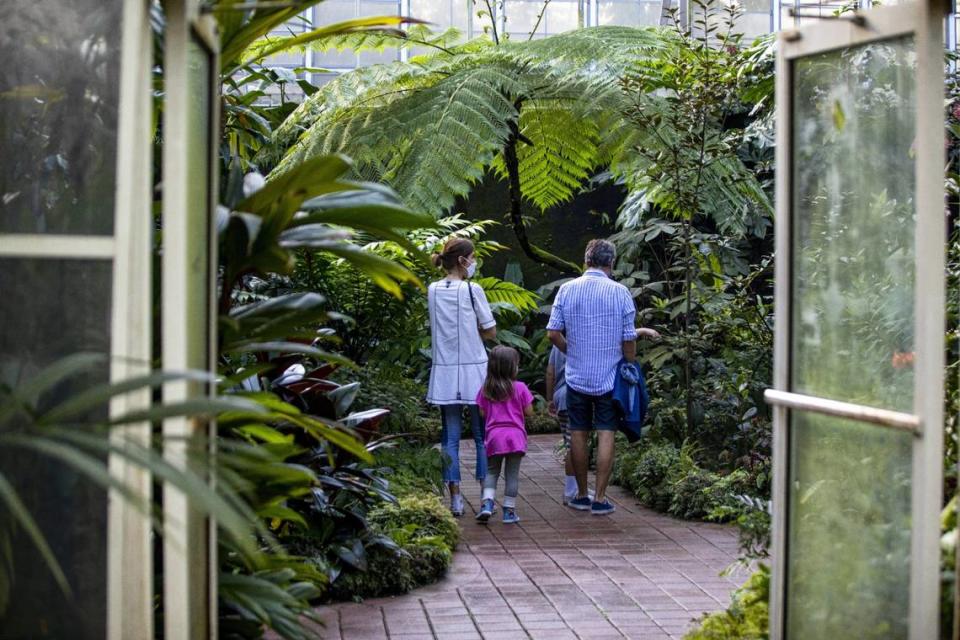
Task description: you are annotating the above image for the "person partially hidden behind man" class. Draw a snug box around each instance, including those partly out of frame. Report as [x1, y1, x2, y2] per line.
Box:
[546, 239, 659, 515]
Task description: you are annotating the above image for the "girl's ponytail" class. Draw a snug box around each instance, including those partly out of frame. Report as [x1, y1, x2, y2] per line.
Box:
[482, 346, 520, 402]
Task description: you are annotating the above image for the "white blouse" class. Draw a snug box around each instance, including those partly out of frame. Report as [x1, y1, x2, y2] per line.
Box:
[426, 279, 496, 405]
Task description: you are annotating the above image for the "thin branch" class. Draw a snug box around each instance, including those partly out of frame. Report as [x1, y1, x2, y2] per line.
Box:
[482, 0, 501, 45]
[528, 0, 553, 41]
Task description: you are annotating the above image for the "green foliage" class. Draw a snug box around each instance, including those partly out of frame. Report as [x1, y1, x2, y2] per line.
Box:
[327, 540, 451, 601]
[615, 437, 770, 561]
[265, 26, 723, 274]
[336, 367, 428, 435]
[668, 467, 720, 520]
[683, 565, 769, 640]
[372, 442, 445, 498]
[326, 492, 457, 601]
[218, 558, 326, 640]
[368, 494, 459, 551]
[525, 411, 560, 435]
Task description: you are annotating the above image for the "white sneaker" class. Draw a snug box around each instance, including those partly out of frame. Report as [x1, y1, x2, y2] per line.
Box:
[450, 494, 465, 517]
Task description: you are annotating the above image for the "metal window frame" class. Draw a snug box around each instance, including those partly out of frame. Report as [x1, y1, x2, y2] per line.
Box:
[768, 3, 947, 638]
[162, 2, 221, 638]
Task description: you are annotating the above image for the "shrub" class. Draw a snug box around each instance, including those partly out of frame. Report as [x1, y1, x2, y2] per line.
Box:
[615, 439, 772, 560]
[368, 494, 459, 550]
[328, 493, 458, 601]
[683, 565, 770, 640]
[374, 442, 444, 497]
[525, 410, 561, 435]
[338, 366, 430, 435]
[669, 467, 721, 520]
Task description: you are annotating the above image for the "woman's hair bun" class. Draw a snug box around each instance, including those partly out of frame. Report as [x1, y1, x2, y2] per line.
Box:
[433, 237, 474, 272]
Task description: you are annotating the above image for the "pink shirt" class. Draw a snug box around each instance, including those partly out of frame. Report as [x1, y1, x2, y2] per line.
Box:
[476, 382, 533, 457]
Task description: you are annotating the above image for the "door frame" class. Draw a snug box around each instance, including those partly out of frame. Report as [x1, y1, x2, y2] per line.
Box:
[768, 3, 948, 638]
[162, 2, 220, 638]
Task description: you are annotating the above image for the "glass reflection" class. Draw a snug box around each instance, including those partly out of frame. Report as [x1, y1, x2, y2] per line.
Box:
[787, 412, 912, 638]
[0, 1, 123, 235]
[791, 37, 917, 413]
[0, 258, 113, 640]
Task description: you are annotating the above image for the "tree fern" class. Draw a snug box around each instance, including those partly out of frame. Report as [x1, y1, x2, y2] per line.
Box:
[270, 27, 662, 215]
[506, 101, 601, 210]
[266, 25, 770, 273]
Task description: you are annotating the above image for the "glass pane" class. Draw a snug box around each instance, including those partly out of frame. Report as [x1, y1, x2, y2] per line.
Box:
[791, 36, 916, 413]
[545, 1, 580, 33]
[410, 0, 469, 31]
[0, 0, 123, 235]
[0, 257, 113, 639]
[313, 2, 359, 67]
[597, 1, 663, 27]
[187, 38, 212, 369]
[506, 0, 544, 34]
[787, 412, 912, 638]
[736, 13, 771, 41]
[359, 1, 401, 64]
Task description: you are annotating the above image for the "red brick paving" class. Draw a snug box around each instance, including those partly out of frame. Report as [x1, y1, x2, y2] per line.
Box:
[315, 434, 747, 639]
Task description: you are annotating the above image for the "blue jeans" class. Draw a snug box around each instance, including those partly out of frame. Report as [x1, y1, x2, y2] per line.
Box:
[439, 405, 486, 483]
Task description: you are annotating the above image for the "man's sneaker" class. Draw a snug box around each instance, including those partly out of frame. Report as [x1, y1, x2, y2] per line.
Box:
[475, 498, 495, 523]
[450, 494, 465, 517]
[563, 489, 594, 505]
[502, 507, 520, 524]
[567, 496, 592, 511]
[591, 499, 616, 516]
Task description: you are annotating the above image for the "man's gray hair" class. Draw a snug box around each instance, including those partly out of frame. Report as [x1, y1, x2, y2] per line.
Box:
[584, 239, 616, 269]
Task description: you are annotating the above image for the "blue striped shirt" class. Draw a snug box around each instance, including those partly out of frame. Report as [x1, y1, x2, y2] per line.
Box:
[545, 270, 636, 395]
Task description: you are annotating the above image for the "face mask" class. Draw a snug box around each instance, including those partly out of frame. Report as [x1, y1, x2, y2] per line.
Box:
[465, 261, 477, 278]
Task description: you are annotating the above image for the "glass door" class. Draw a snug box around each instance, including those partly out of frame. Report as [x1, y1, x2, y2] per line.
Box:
[768, 5, 947, 639]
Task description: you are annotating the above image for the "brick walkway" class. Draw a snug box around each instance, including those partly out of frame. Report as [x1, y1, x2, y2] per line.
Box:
[314, 434, 747, 640]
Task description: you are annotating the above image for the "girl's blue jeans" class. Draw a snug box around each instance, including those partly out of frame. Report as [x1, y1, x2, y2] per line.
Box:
[439, 404, 487, 483]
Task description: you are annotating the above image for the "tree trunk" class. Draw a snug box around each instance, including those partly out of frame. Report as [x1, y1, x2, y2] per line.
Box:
[503, 115, 581, 277]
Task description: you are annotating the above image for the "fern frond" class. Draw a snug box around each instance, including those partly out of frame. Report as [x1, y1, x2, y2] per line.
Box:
[473, 277, 541, 314]
[514, 102, 601, 210]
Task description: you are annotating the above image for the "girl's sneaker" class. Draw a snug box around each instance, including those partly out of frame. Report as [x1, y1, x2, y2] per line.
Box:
[502, 507, 520, 524]
[450, 494, 465, 517]
[475, 498, 495, 523]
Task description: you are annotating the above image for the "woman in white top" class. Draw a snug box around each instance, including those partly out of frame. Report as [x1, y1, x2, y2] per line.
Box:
[427, 237, 497, 516]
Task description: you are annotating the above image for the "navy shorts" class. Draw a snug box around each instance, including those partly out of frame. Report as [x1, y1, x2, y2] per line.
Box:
[567, 388, 617, 432]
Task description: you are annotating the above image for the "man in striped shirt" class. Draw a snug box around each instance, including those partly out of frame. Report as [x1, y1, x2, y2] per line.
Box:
[546, 239, 658, 515]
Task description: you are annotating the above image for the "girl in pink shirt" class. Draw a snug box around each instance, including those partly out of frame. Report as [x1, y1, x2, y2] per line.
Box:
[475, 346, 534, 524]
